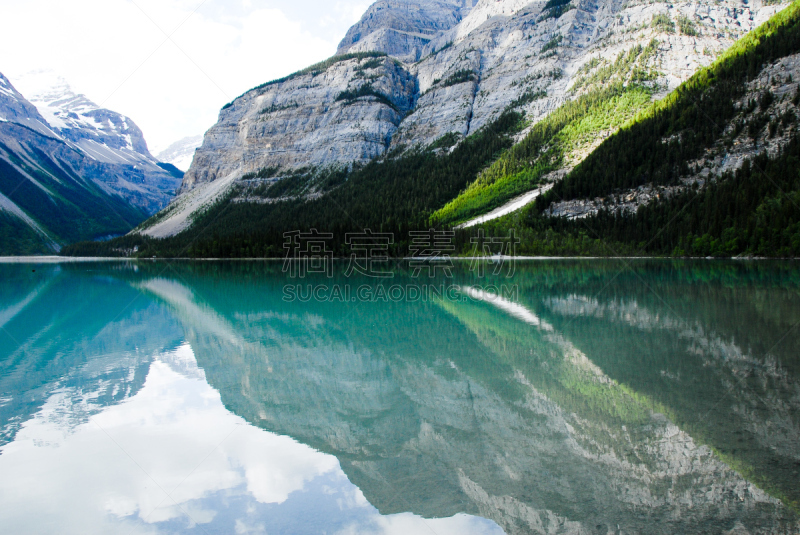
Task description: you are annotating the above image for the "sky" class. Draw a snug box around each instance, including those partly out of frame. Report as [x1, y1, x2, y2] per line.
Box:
[0, 0, 371, 153]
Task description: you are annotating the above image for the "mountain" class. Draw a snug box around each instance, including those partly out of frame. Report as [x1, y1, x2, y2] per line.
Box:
[71, 0, 797, 258]
[11, 71, 181, 211]
[0, 73, 180, 255]
[154, 135, 203, 172]
[175, 0, 782, 190]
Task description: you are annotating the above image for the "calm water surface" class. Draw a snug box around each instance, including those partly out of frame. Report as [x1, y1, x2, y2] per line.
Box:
[1, 260, 799, 534]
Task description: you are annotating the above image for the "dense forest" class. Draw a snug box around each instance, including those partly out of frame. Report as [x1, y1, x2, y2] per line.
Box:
[0, 129, 148, 256]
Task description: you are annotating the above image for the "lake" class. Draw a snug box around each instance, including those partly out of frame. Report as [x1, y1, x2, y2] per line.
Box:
[1, 259, 799, 534]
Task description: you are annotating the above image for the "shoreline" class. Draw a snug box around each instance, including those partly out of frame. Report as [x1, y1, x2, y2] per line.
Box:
[1, 256, 797, 263]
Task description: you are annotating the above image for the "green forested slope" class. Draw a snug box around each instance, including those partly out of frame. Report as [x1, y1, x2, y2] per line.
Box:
[0, 125, 149, 255]
[432, 40, 662, 226]
[463, 1, 800, 258]
[541, 1, 800, 203]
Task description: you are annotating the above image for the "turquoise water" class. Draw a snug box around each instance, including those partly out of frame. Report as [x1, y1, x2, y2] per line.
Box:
[1, 260, 799, 534]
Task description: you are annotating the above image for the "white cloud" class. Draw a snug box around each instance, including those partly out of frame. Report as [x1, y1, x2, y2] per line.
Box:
[0, 0, 369, 151]
[0, 342, 504, 534]
[0, 345, 340, 533]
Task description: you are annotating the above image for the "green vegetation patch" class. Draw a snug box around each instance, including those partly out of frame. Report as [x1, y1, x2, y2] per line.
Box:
[541, 35, 563, 54]
[259, 102, 299, 115]
[540, 0, 573, 21]
[0, 211, 53, 255]
[678, 15, 699, 36]
[242, 166, 281, 180]
[432, 84, 654, 226]
[429, 132, 462, 151]
[440, 69, 478, 88]
[571, 39, 660, 92]
[506, 90, 547, 111]
[651, 13, 675, 33]
[335, 84, 400, 112]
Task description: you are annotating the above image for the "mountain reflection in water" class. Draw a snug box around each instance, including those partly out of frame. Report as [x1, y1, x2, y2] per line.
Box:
[0, 260, 798, 534]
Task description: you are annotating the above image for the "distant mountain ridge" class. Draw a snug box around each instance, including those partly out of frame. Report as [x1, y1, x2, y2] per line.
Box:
[154, 135, 203, 172]
[15, 72, 157, 163]
[11, 71, 181, 210]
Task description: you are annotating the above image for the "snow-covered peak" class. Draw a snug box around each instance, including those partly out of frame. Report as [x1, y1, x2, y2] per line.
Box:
[15, 71, 109, 130]
[11, 70, 158, 167]
[155, 135, 203, 172]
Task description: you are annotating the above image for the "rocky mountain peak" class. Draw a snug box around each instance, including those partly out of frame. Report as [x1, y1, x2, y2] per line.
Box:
[337, 0, 477, 62]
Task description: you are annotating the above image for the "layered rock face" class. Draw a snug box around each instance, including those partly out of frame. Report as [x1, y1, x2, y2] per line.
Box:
[171, 0, 788, 225]
[180, 56, 416, 192]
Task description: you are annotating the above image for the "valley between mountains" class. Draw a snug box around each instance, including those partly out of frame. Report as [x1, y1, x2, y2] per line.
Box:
[2, 0, 799, 258]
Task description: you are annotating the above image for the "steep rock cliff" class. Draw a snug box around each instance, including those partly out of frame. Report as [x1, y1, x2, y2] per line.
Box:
[180, 53, 416, 193]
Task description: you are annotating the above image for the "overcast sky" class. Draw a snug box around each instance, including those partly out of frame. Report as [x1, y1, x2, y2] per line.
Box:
[0, 0, 370, 152]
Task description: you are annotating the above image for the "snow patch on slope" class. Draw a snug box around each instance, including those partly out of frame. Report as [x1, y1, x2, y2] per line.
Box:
[457, 184, 553, 229]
